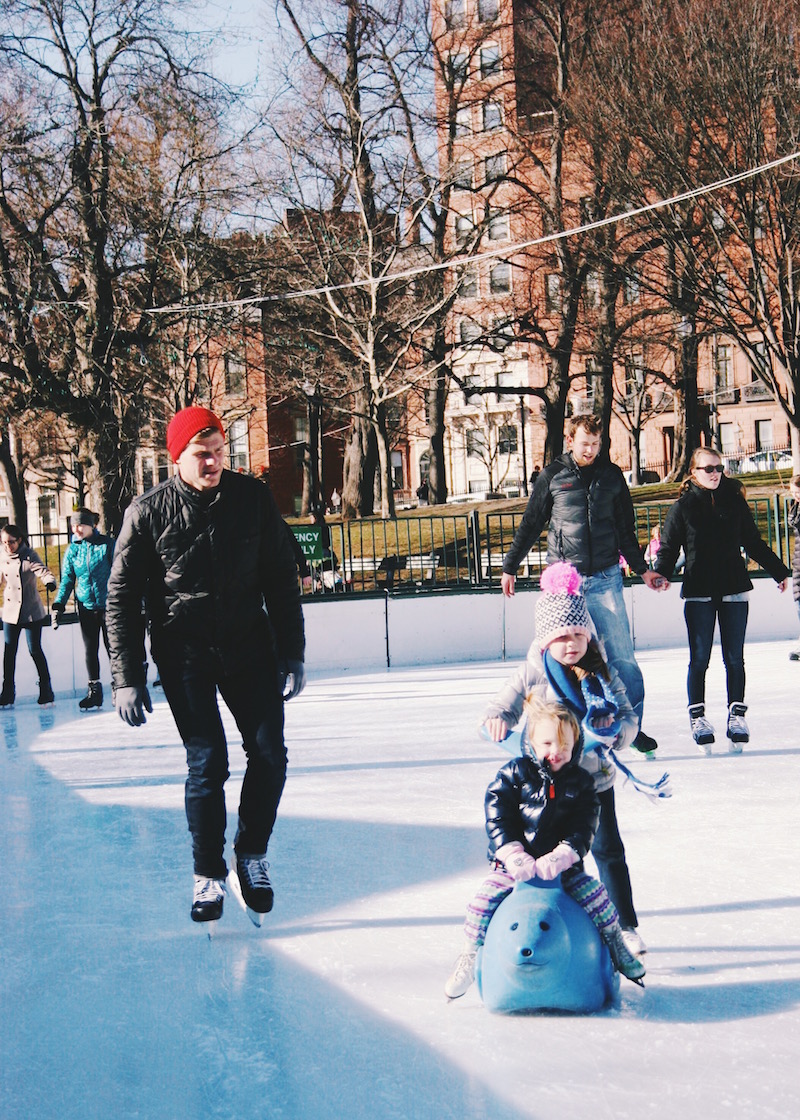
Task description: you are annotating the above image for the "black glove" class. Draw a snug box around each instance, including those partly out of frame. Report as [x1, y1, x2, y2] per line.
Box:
[279, 659, 306, 701]
[51, 603, 64, 630]
[116, 685, 153, 727]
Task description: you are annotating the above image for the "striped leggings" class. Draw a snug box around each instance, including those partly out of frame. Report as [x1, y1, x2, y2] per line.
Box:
[463, 863, 618, 947]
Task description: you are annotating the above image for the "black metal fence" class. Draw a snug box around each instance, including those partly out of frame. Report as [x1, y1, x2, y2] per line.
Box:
[8, 495, 794, 610]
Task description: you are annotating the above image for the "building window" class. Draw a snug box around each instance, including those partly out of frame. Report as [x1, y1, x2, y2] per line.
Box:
[448, 52, 469, 84]
[622, 268, 640, 305]
[445, 0, 467, 29]
[714, 270, 730, 309]
[228, 417, 249, 471]
[490, 315, 514, 350]
[756, 419, 773, 451]
[545, 272, 561, 312]
[195, 351, 210, 401]
[488, 209, 509, 241]
[498, 424, 518, 455]
[455, 213, 474, 247]
[459, 318, 482, 344]
[224, 351, 246, 396]
[478, 0, 499, 20]
[391, 450, 404, 489]
[482, 100, 503, 131]
[452, 160, 473, 191]
[484, 150, 507, 184]
[467, 429, 485, 458]
[714, 344, 732, 389]
[38, 493, 57, 533]
[459, 266, 478, 299]
[480, 44, 502, 79]
[585, 270, 599, 309]
[141, 454, 170, 493]
[719, 422, 735, 455]
[490, 261, 511, 294]
[455, 107, 472, 136]
[625, 352, 645, 396]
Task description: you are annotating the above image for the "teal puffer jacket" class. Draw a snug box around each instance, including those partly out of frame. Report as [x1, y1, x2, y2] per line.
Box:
[55, 532, 114, 612]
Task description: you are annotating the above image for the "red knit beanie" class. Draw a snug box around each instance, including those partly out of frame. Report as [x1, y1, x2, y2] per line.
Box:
[166, 407, 225, 462]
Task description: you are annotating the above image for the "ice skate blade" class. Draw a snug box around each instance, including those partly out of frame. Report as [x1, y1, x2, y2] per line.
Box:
[727, 739, 744, 754]
[228, 866, 266, 928]
[696, 741, 713, 756]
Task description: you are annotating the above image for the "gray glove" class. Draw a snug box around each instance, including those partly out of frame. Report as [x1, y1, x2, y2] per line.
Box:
[116, 685, 153, 727]
[279, 659, 306, 701]
[51, 604, 64, 630]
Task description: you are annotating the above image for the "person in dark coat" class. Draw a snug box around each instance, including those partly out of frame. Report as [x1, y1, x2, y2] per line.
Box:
[443, 697, 645, 1000]
[500, 414, 666, 754]
[788, 475, 800, 661]
[106, 406, 305, 925]
[653, 446, 789, 753]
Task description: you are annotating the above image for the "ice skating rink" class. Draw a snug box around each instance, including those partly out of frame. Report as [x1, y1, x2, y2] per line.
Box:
[3, 640, 800, 1120]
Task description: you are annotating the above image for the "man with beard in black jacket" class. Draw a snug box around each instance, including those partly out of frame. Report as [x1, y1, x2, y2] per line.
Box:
[500, 414, 666, 754]
[106, 407, 305, 926]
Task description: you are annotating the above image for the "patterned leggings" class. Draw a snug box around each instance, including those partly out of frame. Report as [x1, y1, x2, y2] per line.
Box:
[463, 863, 618, 947]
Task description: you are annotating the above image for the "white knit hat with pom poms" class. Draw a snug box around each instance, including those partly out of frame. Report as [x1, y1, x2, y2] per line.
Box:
[535, 562, 594, 651]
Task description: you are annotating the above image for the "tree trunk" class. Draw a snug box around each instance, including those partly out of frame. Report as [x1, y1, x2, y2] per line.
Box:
[341, 393, 377, 518]
[0, 427, 27, 530]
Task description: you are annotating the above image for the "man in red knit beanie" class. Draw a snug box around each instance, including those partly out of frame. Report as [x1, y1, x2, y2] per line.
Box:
[106, 406, 305, 927]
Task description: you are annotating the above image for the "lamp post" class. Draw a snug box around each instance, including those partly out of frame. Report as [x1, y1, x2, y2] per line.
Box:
[302, 379, 323, 512]
[518, 395, 529, 495]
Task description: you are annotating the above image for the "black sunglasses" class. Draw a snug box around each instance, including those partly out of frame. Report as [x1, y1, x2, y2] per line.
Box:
[697, 464, 724, 474]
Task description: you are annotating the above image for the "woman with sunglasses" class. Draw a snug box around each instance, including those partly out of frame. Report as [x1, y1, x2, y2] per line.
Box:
[652, 447, 789, 753]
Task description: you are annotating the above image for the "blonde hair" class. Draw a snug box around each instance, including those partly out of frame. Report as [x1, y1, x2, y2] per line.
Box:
[522, 696, 580, 753]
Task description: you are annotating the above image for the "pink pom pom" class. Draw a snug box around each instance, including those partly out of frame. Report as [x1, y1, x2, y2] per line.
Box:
[540, 561, 582, 596]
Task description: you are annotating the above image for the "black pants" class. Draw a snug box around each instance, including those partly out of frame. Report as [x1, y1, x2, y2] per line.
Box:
[77, 602, 109, 681]
[592, 786, 637, 929]
[3, 620, 51, 693]
[684, 599, 748, 706]
[158, 648, 286, 880]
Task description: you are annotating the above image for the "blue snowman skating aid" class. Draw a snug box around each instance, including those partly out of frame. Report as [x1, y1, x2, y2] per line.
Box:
[474, 878, 619, 1014]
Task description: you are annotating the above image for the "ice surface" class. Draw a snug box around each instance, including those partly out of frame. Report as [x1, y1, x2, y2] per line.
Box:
[3, 641, 800, 1119]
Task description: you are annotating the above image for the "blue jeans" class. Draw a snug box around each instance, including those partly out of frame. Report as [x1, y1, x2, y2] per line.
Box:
[684, 599, 748, 706]
[582, 564, 644, 729]
[158, 647, 286, 880]
[3, 620, 52, 695]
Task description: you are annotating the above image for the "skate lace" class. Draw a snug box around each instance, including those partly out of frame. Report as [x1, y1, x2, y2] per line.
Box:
[452, 951, 476, 982]
[239, 856, 271, 891]
[194, 877, 224, 903]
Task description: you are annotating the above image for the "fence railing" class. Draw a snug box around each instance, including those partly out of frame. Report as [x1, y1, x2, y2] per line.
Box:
[10, 498, 793, 611]
[293, 492, 797, 597]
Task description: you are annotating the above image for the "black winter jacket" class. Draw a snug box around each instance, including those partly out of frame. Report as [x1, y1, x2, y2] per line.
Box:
[502, 454, 647, 577]
[106, 471, 305, 688]
[484, 752, 599, 863]
[653, 477, 790, 598]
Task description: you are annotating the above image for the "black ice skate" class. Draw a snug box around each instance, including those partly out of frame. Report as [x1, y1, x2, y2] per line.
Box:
[37, 680, 55, 706]
[0, 687, 14, 710]
[79, 681, 103, 711]
[191, 876, 225, 923]
[726, 702, 749, 752]
[229, 853, 274, 927]
[688, 704, 714, 754]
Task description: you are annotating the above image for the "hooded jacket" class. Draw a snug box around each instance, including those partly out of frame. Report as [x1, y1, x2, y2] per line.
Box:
[502, 454, 647, 578]
[654, 476, 790, 598]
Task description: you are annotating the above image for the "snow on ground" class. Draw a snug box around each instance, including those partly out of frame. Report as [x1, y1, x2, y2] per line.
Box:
[2, 640, 800, 1120]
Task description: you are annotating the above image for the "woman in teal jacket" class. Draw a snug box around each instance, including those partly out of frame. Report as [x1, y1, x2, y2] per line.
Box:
[52, 508, 114, 710]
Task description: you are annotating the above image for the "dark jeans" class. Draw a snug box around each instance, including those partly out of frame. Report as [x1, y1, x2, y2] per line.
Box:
[77, 602, 109, 681]
[158, 649, 286, 880]
[3, 620, 51, 693]
[592, 786, 637, 929]
[684, 599, 748, 706]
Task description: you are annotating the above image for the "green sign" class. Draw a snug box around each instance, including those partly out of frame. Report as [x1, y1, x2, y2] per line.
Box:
[292, 526, 323, 562]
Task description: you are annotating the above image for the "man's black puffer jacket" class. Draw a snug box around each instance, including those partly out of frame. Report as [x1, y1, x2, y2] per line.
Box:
[106, 471, 305, 689]
[502, 454, 647, 577]
[654, 476, 790, 598]
[484, 752, 599, 863]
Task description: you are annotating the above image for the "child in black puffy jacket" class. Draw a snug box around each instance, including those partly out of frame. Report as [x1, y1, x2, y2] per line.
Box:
[444, 697, 645, 1000]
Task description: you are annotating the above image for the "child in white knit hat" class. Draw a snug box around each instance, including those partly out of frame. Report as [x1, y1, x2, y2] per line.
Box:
[479, 562, 669, 962]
